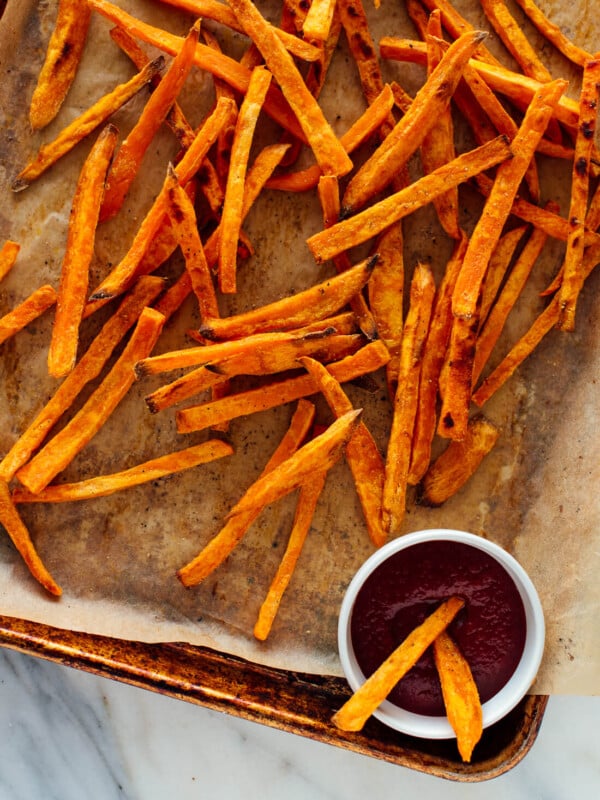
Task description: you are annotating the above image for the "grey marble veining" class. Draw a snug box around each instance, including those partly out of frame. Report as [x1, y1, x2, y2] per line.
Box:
[0, 647, 598, 799]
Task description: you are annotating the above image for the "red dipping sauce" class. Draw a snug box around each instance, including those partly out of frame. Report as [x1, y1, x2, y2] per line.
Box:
[350, 539, 527, 716]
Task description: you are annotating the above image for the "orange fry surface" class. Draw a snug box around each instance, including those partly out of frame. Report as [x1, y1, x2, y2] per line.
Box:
[0, 240, 20, 283]
[0, 285, 57, 347]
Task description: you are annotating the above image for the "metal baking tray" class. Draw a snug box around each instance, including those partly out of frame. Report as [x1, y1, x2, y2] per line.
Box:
[0, 0, 549, 780]
[0, 613, 547, 781]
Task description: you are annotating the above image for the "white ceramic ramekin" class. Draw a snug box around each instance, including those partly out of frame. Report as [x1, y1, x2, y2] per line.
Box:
[337, 529, 545, 739]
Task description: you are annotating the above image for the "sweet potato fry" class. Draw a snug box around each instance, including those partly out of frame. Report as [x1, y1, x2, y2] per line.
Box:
[379, 39, 580, 130]
[421, 416, 500, 505]
[48, 124, 119, 379]
[0, 240, 20, 283]
[332, 596, 465, 732]
[87, 0, 304, 139]
[165, 168, 219, 322]
[253, 468, 327, 641]
[452, 79, 567, 320]
[0, 285, 57, 347]
[473, 222, 550, 387]
[265, 84, 395, 192]
[317, 175, 377, 338]
[338, 0, 388, 106]
[0, 479, 61, 596]
[13, 58, 163, 191]
[557, 56, 600, 331]
[29, 0, 92, 129]
[157, 0, 321, 62]
[408, 233, 468, 485]
[0, 277, 164, 482]
[479, 0, 552, 82]
[226, 0, 353, 177]
[100, 21, 200, 222]
[433, 631, 483, 762]
[478, 226, 528, 328]
[417, 0, 501, 66]
[176, 340, 390, 433]
[89, 96, 236, 301]
[437, 312, 479, 441]
[299, 356, 387, 547]
[382, 263, 435, 535]
[146, 333, 362, 413]
[512, 0, 592, 68]
[420, 14, 460, 240]
[226, 410, 361, 519]
[16, 308, 166, 494]
[13, 440, 233, 504]
[302, 0, 336, 43]
[177, 399, 315, 586]
[199, 255, 377, 340]
[307, 136, 512, 264]
[367, 222, 405, 393]
[219, 66, 272, 293]
[342, 30, 486, 214]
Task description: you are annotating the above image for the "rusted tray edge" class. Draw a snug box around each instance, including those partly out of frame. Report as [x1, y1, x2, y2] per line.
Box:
[0, 614, 547, 782]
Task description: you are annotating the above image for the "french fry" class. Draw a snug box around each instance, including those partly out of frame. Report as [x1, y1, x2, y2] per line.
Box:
[226, 410, 361, 520]
[87, 0, 305, 139]
[342, 30, 486, 214]
[421, 416, 500, 505]
[317, 175, 377, 339]
[165, 168, 220, 322]
[367, 222, 405, 393]
[557, 56, 600, 331]
[478, 226, 528, 328]
[307, 136, 512, 264]
[154, 141, 292, 319]
[176, 340, 390, 433]
[0, 479, 61, 596]
[0, 277, 164, 482]
[48, 124, 119, 379]
[13, 57, 163, 191]
[29, 0, 92, 129]
[89, 96, 237, 301]
[145, 333, 363, 413]
[382, 263, 435, 535]
[332, 596, 465, 732]
[0, 285, 57, 347]
[299, 356, 387, 547]
[302, 0, 336, 43]
[512, 0, 592, 68]
[265, 83, 395, 192]
[338, 0, 389, 106]
[199, 255, 377, 340]
[473, 222, 550, 387]
[379, 39, 581, 130]
[177, 399, 316, 586]
[479, 0, 552, 82]
[99, 21, 200, 222]
[219, 66, 272, 293]
[418, 0, 502, 66]
[12, 440, 233, 504]
[420, 13, 461, 240]
[253, 468, 327, 641]
[0, 240, 20, 283]
[408, 234, 468, 485]
[16, 307, 166, 494]
[437, 312, 479, 440]
[452, 79, 567, 321]
[156, 0, 322, 62]
[433, 631, 483, 763]
[225, 0, 353, 177]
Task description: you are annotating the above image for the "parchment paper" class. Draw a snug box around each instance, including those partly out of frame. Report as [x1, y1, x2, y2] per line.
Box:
[0, 0, 598, 692]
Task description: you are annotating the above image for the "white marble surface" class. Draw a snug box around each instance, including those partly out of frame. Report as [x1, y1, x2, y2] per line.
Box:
[0, 648, 598, 799]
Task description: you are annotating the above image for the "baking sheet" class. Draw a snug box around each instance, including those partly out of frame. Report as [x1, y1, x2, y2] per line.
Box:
[0, 0, 598, 692]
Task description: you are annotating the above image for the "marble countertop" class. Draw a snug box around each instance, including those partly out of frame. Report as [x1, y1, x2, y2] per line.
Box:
[0, 647, 597, 799]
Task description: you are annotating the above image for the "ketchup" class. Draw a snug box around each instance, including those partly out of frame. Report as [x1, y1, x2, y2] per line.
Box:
[350, 540, 527, 716]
